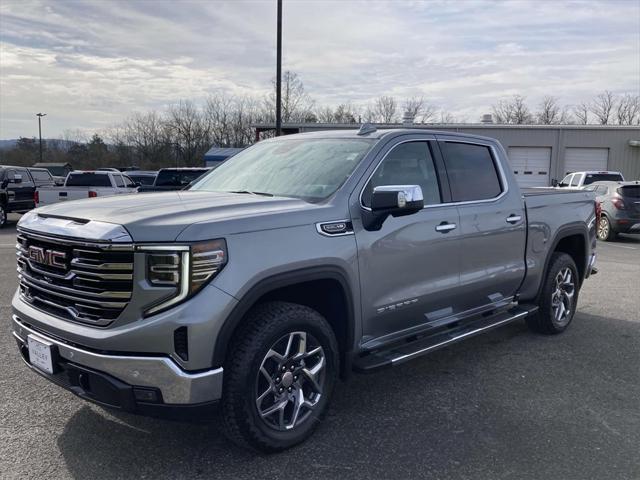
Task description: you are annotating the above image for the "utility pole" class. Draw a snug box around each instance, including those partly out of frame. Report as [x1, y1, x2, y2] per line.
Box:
[36, 113, 46, 162]
[275, 0, 282, 136]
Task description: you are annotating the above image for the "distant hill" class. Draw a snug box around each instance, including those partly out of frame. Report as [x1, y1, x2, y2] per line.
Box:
[0, 139, 17, 150]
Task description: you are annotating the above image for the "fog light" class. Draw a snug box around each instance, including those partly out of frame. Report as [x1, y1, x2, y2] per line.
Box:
[133, 387, 161, 403]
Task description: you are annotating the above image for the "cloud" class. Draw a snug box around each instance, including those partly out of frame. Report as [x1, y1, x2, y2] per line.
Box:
[0, 0, 638, 138]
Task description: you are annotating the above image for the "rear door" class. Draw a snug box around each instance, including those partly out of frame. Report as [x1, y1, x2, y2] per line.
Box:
[437, 137, 527, 314]
[352, 135, 463, 345]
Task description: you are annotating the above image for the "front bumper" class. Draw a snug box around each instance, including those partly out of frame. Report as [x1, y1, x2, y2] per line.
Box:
[12, 315, 223, 410]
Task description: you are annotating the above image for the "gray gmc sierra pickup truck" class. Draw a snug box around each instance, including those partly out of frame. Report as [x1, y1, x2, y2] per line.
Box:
[12, 127, 597, 452]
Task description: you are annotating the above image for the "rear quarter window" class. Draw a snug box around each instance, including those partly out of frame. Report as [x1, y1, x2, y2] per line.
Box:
[440, 142, 503, 202]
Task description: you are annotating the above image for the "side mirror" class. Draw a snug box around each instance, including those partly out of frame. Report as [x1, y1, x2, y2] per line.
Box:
[362, 185, 424, 231]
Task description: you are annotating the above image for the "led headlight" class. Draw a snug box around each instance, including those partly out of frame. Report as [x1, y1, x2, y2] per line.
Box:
[143, 239, 227, 315]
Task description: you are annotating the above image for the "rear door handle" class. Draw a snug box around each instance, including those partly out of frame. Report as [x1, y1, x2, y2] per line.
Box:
[435, 222, 457, 233]
[506, 214, 522, 224]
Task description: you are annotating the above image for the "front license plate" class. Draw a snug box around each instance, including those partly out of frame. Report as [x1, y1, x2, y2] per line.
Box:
[27, 335, 54, 374]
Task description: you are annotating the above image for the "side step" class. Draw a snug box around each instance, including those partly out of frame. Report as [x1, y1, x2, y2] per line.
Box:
[353, 305, 537, 372]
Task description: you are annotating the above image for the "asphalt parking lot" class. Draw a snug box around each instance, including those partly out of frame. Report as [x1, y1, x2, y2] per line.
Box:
[1, 213, 638, 480]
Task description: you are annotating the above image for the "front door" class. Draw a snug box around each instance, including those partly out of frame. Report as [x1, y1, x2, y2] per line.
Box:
[352, 138, 462, 347]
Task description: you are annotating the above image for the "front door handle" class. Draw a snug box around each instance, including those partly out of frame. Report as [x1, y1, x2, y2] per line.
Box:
[506, 214, 522, 224]
[435, 222, 457, 233]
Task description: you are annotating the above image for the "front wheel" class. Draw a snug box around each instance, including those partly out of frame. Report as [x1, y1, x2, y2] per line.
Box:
[527, 252, 579, 334]
[221, 301, 339, 452]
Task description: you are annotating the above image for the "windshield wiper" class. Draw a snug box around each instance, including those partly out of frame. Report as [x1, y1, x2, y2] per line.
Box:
[228, 190, 274, 197]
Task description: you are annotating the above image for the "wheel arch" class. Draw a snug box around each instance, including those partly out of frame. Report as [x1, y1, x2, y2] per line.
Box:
[213, 266, 356, 377]
[534, 224, 589, 302]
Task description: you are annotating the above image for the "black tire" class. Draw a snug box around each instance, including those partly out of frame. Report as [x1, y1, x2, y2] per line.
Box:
[0, 203, 7, 228]
[221, 301, 339, 453]
[597, 215, 616, 241]
[527, 252, 579, 334]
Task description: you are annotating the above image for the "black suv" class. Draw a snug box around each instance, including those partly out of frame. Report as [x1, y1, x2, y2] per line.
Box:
[0, 165, 37, 227]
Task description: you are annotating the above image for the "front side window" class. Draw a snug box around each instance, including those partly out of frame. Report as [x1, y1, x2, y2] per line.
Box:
[362, 142, 441, 207]
[440, 142, 502, 202]
[191, 138, 374, 202]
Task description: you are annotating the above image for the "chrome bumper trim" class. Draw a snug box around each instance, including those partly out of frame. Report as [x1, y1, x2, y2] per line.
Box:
[12, 316, 223, 404]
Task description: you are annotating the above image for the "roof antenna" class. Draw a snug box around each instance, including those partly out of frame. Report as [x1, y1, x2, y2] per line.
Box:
[357, 123, 377, 136]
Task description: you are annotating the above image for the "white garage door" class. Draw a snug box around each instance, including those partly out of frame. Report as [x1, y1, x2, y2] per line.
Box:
[508, 147, 551, 187]
[564, 148, 608, 175]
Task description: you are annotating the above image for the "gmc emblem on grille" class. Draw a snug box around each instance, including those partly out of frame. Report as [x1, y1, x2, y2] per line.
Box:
[28, 246, 67, 269]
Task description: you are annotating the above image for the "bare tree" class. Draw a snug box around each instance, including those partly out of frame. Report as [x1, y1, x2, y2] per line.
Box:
[267, 71, 315, 122]
[590, 91, 616, 125]
[615, 93, 640, 125]
[492, 95, 533, 124]
[536, 96, 571, 124]
[572, 103, 590, 125]
[168, 100, 210, 166]
[403, 96, 437, 123]
[368, 96, 398, 123]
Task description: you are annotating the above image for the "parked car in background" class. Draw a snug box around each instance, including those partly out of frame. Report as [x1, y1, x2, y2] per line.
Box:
[558, 170, 625, 188]
[137, 167, 210, 192]
[27, 168, 56, 188]
[36, 170, 138, 207]
[585, 180, 640, 241]
[33, 162, 73, 185]
[11, 128, 598, 451]
[0, 165, 36, 227]
[126, 170, 157, 187]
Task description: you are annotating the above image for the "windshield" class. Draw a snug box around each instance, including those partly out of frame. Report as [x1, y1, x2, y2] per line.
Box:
[190, 138, 374, 201]
[66, 173, 111, 187]
[46, 166, 68, 176]
[156, 169, 208, 186]
[583, 173, 623, 185]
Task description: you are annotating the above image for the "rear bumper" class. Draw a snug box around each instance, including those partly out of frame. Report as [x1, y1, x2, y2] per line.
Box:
[12, 316, 224, 411]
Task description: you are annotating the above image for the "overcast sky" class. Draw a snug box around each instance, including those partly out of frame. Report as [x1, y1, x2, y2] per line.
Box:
[0, 0, 639, 139]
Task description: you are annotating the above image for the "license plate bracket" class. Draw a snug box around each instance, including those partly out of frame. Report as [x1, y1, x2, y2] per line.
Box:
[27, 334, 57, 375]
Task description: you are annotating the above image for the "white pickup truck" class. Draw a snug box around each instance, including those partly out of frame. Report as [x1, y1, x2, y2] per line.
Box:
[36, 170, 138, 207]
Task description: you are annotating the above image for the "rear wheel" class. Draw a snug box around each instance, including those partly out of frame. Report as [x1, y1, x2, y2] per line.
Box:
[527, 252, 579, 334]
[221, 301, 339, 452]
[0, 204, 7, 228]
[597, 215, 616, 241]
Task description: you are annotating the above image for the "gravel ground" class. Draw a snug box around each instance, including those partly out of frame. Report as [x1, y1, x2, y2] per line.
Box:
[1, 213, 639, 480]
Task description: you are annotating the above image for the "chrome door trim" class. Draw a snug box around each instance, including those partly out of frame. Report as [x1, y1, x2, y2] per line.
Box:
[506, 215, 523, 224]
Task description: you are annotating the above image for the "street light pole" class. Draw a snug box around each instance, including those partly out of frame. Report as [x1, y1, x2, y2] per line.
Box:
[36, 113, 46, 163]
[275, 0, 282, 136]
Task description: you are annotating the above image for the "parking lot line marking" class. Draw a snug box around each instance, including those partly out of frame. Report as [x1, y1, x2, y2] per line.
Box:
[604, 244, 637, 250]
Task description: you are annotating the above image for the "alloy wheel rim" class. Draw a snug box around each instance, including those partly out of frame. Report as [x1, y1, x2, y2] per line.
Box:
[551, 267, 575, 326]
[255, 331, 326, 431]
[598, 217, 609, 239]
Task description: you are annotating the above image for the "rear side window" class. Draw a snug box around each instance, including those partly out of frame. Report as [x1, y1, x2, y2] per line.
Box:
[362, 141, 441, 207]
[113, 174, 125, 187]
[30, 170, 52, 181]
[440, 142, 502, 202]
[66, 173, 112, 187]
[570, 174, 582, 187]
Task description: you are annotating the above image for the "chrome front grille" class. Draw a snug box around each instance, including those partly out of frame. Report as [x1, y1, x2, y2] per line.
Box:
[16, 230, 134, 327]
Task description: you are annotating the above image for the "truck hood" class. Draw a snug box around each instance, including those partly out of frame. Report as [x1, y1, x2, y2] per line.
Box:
[32, 191, 327, 242]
